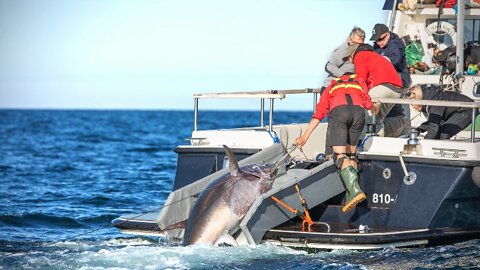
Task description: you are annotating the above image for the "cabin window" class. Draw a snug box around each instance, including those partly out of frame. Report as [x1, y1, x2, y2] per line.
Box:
[464, 19, 480, 43]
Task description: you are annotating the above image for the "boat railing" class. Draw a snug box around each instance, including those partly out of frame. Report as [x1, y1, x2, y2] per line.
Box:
[373, 97, 480, 143]
[192, 90, 479, 142]
[192, 88, 322, 131]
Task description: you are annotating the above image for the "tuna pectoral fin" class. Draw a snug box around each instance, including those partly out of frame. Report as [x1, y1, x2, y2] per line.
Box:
[214, 233, 238, 247]
[161, 220, 187, 232]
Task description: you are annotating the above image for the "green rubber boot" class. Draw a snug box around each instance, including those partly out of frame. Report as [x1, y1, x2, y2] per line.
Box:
[339, 166, 366, 212]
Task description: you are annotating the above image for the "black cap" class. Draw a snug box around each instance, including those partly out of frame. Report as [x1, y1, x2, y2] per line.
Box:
[370, 23, 389, 41]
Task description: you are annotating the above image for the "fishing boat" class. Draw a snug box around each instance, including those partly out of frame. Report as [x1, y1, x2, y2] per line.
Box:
[112, 0, 480, 249]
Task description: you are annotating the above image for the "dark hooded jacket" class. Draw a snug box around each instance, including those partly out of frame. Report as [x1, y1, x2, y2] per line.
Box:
[419, 85, 476, 139]
[374, 32, 411, 88]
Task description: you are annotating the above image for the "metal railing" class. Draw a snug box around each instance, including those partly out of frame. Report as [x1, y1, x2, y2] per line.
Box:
[373, 97, 480, 143]
[191, 90, 479, 143]
[192, 88, 322, 131]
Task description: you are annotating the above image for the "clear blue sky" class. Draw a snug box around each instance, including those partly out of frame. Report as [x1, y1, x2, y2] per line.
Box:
[0, 0, 388, 110]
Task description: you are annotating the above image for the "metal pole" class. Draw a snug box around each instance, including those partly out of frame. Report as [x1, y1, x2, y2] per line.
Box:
[269, 98, 274, 132]
[456, 0, 465, 77]
[388, 0, 399, 31]
[472, 108, 476, 143]
[313, 93, 318, 113]
[260, 98, 265, 127]
[194, 98, 198, 131]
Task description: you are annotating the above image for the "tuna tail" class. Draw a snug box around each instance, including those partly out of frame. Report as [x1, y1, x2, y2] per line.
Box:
[223, 145, 239, 176]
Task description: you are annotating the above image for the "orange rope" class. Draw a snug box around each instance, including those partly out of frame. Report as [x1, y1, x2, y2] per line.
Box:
[271, 184, 315, 232]
[295, 184, 314, 230]
[271, 195, 301, 217]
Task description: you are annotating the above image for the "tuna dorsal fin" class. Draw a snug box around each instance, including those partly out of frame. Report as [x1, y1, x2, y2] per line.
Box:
[223, 145, 239, 176]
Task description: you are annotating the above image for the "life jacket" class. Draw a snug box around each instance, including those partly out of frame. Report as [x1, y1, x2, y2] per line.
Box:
[312, 74, 372, 121]
[328, 74, 367, 110]
[329, 74, 364, 95]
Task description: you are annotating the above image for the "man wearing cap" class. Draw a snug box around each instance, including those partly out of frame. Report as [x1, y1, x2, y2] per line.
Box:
[371, 23, 411, 89]
[344, 43, 403, 136]
[370, 23, 411, 137]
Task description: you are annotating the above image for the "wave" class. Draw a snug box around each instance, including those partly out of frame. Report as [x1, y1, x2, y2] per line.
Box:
[0, 213, 84, 228]
[45, 164, 76, 173]
[1, 233, 480, 269]
[78, 195, 114, 206]
[126, 146, 162, 153]
[0, 164, 13, 172]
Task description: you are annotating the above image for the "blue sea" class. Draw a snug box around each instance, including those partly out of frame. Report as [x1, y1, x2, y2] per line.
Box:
[1, 110, 479, 270]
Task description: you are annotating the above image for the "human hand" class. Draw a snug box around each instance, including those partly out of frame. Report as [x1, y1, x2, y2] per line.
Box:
[415, 62, 429, 72]
[370, 103, 380, 115]
[416, 122, 429, 133]
[295, 136, 307, 149]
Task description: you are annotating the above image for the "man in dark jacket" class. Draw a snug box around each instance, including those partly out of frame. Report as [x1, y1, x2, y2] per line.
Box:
[371, 23, 412, 137]
[371, 23, 411, 88]
[407, 85, 477, 139]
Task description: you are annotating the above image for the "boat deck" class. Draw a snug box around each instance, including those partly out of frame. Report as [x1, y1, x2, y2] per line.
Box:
[264, 219, 480, 249]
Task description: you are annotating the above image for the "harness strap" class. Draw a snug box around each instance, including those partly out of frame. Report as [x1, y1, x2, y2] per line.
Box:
[348, 153, 359, 165]
[345, 93, 354, 124]
[333, 152, 348, 169]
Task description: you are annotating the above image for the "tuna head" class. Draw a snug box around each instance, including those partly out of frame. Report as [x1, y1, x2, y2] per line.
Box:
[224, 143, 277, 180]
[239, 163, 277, 193]
[182, 145, 278, 246]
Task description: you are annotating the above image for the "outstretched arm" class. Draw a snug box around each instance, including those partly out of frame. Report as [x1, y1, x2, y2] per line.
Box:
[295, 118, 321, 148]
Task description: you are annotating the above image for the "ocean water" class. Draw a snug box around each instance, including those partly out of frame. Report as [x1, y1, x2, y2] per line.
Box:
[1, 110, 479, 270]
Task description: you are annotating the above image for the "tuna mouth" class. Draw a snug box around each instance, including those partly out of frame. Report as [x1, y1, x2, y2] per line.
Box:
[250, 164, 278, 179]
[261, 164, 278, 178]
[269, 167, 278, 178]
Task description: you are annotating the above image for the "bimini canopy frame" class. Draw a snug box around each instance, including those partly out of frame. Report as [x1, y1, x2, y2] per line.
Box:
[192, 88, 322, 132]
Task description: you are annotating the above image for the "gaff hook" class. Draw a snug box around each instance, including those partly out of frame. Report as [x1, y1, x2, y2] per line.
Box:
[273, 144, 297, 170]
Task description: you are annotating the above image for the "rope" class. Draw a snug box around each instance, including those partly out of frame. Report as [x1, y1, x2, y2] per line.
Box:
[268, 130, 280, 143]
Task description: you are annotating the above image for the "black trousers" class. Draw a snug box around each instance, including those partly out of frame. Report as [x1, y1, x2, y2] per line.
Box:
[438, 110, 474, 139]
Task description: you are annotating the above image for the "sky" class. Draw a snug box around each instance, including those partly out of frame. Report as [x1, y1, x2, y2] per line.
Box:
[0, 0, 388, 110]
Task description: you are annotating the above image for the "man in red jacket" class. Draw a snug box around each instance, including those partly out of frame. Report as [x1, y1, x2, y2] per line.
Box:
[344, 43, 403, 135]
[296, 74, 372, 212]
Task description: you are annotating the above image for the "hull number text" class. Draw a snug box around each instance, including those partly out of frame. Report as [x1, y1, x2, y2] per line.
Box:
[372, 193, 397, 204]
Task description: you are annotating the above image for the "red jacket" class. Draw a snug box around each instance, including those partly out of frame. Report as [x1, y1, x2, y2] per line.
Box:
[354, 50, 402, 90]
[313, 74, 372, 121]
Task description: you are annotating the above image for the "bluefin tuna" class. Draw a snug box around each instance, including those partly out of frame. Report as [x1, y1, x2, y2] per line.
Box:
[182, 145, 278, 246]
